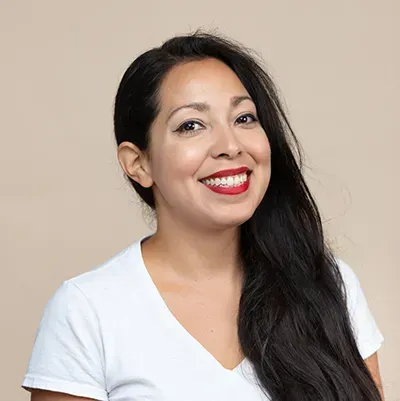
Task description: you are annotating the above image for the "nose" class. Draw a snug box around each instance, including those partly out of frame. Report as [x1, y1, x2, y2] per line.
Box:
[211, 126, 243, 159]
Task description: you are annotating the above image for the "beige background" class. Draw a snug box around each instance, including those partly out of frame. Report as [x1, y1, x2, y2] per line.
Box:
[1, 1, 398, 400]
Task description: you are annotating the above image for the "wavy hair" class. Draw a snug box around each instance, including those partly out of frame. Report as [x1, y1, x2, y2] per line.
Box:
[113, 31, 381, 401]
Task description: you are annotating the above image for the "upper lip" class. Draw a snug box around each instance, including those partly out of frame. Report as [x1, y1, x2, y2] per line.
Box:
[200, 166, 250, 180]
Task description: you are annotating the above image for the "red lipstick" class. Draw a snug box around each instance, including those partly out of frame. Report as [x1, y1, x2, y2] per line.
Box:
[200, 166, 251, 196]
[202, 166, 249, 180]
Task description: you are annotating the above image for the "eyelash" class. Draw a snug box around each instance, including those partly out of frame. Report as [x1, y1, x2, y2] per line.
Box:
[175, 113, 258, 134]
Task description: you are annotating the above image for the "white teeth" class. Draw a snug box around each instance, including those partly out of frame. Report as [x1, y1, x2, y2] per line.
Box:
[201, 172, 249, 188]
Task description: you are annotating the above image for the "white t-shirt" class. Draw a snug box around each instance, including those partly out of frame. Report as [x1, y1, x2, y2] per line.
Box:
[22, 235, 384, 401]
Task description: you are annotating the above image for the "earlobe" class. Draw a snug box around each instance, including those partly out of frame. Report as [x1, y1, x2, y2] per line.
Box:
[117, 142, 153, 188]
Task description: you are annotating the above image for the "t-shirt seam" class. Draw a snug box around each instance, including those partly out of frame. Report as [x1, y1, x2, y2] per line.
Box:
[359, 334, 384, 359]
[67, 281, 108, 391]
[22, 374, 108, 398]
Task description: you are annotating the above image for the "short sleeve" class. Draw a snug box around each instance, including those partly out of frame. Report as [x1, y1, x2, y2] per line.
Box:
[22, 281, 108, 401]
[337, 259, 384, 359]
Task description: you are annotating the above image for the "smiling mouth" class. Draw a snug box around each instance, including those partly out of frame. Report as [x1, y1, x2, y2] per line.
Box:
[200, 171, 250, 188]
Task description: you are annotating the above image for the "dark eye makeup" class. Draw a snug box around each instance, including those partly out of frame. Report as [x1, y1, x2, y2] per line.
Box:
[174, 113, 258, 134]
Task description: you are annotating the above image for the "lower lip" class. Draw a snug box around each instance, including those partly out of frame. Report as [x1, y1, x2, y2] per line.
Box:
[201, 175, 251, 195]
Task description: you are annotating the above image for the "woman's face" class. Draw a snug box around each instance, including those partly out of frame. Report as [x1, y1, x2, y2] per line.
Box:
[147, 58, 271, 230]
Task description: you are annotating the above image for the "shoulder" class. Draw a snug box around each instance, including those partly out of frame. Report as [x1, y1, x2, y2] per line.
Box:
[334, 257, 359, 285]
[45, 236, 150, 320]
[333, 258, 364, 314]
[20, 239, 151, 401]
[66, 236, 146, 298]
[333, 258, 384, 359]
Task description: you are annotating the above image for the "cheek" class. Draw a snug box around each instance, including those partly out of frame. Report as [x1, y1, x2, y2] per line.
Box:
[246, 131, 271, 165]
[152, 142, 207, 183]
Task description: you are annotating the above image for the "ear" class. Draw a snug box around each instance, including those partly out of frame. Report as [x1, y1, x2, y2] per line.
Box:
[117, 141, 153, 188]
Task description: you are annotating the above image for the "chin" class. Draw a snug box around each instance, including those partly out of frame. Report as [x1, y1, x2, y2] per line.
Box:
[208, 209, 255, 229]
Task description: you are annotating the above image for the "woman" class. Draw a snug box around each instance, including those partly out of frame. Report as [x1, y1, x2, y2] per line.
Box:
[23, 32, 385, 400]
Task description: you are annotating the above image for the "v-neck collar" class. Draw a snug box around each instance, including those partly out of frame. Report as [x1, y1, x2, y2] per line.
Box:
[135, 234, 248, 374]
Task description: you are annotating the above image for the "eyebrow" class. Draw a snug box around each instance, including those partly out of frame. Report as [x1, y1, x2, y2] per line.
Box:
[166, 95, 254, 123]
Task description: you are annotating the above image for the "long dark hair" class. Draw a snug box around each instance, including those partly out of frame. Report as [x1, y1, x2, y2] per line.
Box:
[113, 31, 381, 401]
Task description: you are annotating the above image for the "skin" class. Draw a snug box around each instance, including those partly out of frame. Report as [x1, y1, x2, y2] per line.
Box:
[121, 58, 271, 370]
[126, 59, 268, 285]
[365, 352, 385, 400]
[30, 59, 384, 400]
[135, 60, 270, 270]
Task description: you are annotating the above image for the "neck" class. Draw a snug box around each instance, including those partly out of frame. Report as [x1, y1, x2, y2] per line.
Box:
[142, 219, 242, 283]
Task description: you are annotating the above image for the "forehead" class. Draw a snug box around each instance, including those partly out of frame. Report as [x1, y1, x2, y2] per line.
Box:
[158, 58, 250, 110]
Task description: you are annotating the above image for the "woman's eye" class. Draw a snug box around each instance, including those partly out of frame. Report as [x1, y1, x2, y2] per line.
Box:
[235, 113, 258, 125]
[175, 120, 204, 133]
